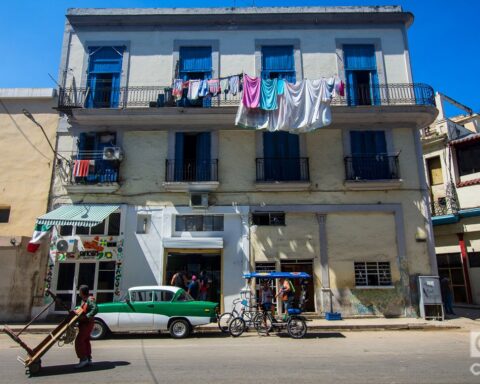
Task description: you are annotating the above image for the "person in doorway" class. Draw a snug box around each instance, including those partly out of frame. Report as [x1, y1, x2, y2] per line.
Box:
[260, 281, 274, 335]
[188, 275, 199, 300]
[198, 270, 209, 301]
[440, 276, 455, 316]
[75, 285, 98, 369]
[277, 277, 295, 321]
[171, 271, 188, 289]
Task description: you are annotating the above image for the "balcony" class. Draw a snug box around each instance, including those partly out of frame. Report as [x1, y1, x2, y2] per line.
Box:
[64, 150, 121, 193]
[431, 196, 458, 217]
[255, 157, 310, 191]
[163, 159, 219, 192]
[58, 83, 436, 129]
[344, 155, 401, 190]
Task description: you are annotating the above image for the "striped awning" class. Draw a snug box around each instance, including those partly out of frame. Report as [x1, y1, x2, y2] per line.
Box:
[36, 204, 120, 227]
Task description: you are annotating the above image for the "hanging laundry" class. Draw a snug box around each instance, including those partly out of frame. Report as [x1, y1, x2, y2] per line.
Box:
[187, 80, 201, 100]
[172, 79, 184, 99]
[277, 79, 285, 96]
[260, 78, 278, 111]
[208, 79, 220, 96]
[73, 160, 91, 177]
[220, 78, 230, 94]
[229, 75, 240, 96]
[336, 79, 345, 97]
[198, 80, 209, 97]
[242, 74, 261, 108]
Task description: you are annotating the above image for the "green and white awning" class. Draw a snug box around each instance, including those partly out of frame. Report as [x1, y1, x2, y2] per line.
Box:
[36, 204, 120, 227]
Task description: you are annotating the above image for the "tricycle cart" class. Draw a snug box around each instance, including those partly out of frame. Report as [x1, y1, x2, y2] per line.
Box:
[3, 290, 82, 376]
[228, 272, 310, 339]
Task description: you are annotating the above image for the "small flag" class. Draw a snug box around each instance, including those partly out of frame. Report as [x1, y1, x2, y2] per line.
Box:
[27, 224, 52, 253]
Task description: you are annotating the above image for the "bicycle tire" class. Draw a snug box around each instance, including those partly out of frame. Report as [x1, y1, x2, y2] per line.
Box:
[286, 317, 307, 339]
[255, 312, 273, 335]
[217, 312, 234, 333]
[228, 317, 246, 337]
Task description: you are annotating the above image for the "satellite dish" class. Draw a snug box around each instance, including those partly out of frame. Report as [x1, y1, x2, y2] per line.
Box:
[56, 239, 69, 252]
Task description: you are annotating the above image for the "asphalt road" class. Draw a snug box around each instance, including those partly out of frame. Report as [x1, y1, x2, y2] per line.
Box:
[0, 329, 478, 384]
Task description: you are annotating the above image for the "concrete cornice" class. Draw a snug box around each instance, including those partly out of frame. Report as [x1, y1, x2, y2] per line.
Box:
[0, 88, 57, 100]
[66, 6, 413, 28]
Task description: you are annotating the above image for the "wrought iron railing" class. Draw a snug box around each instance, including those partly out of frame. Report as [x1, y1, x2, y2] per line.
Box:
[165, 159, 218, 182]
[256, 157, 310, 182]
[67, 150, 121, 184]
[430, 196, 459, 217]
[344, 155, 400, 181]
[58, 83, 435, 109]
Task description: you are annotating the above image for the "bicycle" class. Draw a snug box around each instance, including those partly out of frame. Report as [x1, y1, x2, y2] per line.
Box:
[218, 297, 262, 334]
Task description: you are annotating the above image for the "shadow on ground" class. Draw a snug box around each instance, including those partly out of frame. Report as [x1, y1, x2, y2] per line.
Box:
[451, 306, 480, 320]
[33, 361, 130, 377]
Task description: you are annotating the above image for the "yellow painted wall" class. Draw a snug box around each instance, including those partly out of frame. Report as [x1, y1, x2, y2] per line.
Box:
[0, 97, 57, 236]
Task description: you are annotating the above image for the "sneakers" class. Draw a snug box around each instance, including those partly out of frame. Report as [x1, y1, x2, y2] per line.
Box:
[87, 357, 93, 366]
[75, 359, 89, 369]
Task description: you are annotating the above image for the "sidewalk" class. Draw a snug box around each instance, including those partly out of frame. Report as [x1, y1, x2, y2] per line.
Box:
[3, 309, 477, 335]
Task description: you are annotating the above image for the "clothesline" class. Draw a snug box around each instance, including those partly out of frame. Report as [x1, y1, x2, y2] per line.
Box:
[171, 73, 244, 101]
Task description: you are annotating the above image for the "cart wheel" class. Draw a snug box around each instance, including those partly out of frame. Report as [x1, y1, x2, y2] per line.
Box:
[287, 317, 307, 339]
[27, 361, 41, 376]
[228, 317, 246, 337]
[217, 312, 234, 333]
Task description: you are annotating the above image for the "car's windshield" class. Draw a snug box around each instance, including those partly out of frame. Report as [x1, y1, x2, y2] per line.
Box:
[175, 290, 194, 302]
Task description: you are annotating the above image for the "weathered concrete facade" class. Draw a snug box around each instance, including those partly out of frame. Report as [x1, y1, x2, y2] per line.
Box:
[0, 88, 58, 321]
[43, 6, 437, 317]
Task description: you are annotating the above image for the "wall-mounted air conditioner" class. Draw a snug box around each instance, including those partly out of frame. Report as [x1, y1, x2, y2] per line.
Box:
[103, 147, 123, 161]
[56, 238, 78, 253]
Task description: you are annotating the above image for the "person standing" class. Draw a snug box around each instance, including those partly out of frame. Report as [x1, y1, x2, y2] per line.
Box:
[277, 277, 295, 321]
[187, 275, 199, 300]
[75, 285, 98, 369]
[171, 271, 188, 289]
[198, 270, 209, 301]
[441, 276, 455, 316]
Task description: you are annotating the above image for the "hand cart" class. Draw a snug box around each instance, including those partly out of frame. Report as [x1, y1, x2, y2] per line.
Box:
[3, 290, 83, 376]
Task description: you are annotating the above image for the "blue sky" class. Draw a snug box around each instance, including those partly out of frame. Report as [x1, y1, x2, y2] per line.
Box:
[1, 0, 478, 114]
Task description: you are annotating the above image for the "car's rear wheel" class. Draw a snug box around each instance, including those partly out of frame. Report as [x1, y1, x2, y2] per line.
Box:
[169, 319, 191, 339]
[90, 319, 109, 340]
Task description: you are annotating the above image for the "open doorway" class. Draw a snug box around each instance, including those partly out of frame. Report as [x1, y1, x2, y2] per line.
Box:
[165, 251, 221, 303]
[281, 260, 315, 312]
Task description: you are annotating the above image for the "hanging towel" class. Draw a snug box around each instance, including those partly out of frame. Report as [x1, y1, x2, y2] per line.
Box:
[337, 80, 345, 97]
[242, 74, 261, 108]
[198, 80, 209, 97]
[208, 79, 220, 96]
[229, 75, 240, 96]
[73, 160, 91, 177]
[172, 79, 184, 99]
[260, 78, 278, 110]
[187, 80, 201, 100]
[220, 78, 230, 94]
[277, 79, 285, 96]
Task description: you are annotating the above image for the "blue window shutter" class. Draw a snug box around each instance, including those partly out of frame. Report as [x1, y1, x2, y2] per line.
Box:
[346, 71, 357, 106]
[88, 47, 124, 73]
[196, 132, 211, 181]
[261, 46, 296, 82]
[179, 47, 212, 73]
[263, 132, 300, 181]
[174, 133, 184, 181]
[350, 131, 388, 180]
[343, 45, 377, 70]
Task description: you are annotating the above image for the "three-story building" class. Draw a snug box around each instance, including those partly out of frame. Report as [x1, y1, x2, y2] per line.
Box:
[38, 6, 438, 317]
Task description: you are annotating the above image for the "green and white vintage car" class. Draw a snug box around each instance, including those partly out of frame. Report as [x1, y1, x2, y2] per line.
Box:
[91, 286, 219, 339]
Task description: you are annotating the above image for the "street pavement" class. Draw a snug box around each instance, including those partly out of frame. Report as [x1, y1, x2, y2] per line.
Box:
[1, 329, 479, 384]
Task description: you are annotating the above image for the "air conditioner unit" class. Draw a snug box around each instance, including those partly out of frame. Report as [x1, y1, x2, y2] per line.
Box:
[190, 193, 209, 209]
[56, 238, 78, 253]
[103, 147, 123, 161]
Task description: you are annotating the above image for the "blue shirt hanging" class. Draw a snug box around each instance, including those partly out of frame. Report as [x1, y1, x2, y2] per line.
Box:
[260, 78, 278, 111]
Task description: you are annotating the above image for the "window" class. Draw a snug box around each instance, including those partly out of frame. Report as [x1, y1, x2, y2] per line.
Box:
[154, 290, 174, 302]
[97, 261, 116, 290]
[468, 252, 480, 268]
[354, 262, 392, 287]
[261, 45, 296, 82]
[58, 212, 121, 236]
[456, 142, 480, 176]
[136, 214, 151, 234]
[179, 46, 212, 80]
[0, 207, 10, 223]
[176, 291, 193, 302]
[427, 156, 444, 185]
[252, 212, 285, 226]
[175, 215, 224, 231]
[343, 44, 379, 106]
[130, 290, 153, 302]
[173, 132, 212, 182]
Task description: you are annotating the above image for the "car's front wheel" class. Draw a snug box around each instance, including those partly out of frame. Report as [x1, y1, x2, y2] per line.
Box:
[169, 319, 191, 339]
[90, 319, 109, 340]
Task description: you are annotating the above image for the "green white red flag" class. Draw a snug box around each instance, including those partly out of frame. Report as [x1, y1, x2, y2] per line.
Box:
[27, 224, 52, 253]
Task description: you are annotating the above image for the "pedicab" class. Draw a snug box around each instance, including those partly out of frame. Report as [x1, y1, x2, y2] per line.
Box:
[228, 272, 310, 339]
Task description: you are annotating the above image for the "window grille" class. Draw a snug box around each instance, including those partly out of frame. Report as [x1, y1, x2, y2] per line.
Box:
[252, 212, 285, 226]
[175, 215, 224, 231]
[354, 262, 392, 287]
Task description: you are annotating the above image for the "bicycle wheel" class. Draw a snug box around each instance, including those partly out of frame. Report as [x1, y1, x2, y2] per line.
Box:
[217, 312, 234, 333]
[228, 317, 246, 337]
[286, 317, 307, 339]
[255, 312, 273, 335]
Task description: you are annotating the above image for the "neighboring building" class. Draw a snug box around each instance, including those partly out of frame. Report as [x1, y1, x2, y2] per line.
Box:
[0, 88, 58, 321]
[38, 6, 438, 318]
[422, 92, 480, 305]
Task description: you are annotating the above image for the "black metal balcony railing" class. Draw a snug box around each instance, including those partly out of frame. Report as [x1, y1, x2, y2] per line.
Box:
[165, 159, 218, 182]
[344, 155, 400, 181]
[256, 158, 310, 182]
[430, 197, 459, 217]
[68, 150, 120, 184]
[57, 83, 435, 110]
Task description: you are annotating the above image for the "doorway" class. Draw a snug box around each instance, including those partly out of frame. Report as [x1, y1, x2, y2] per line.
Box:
[281, 260, 315, 312]
[437, 253, 468, 303]
[165, 251, 221, 303]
